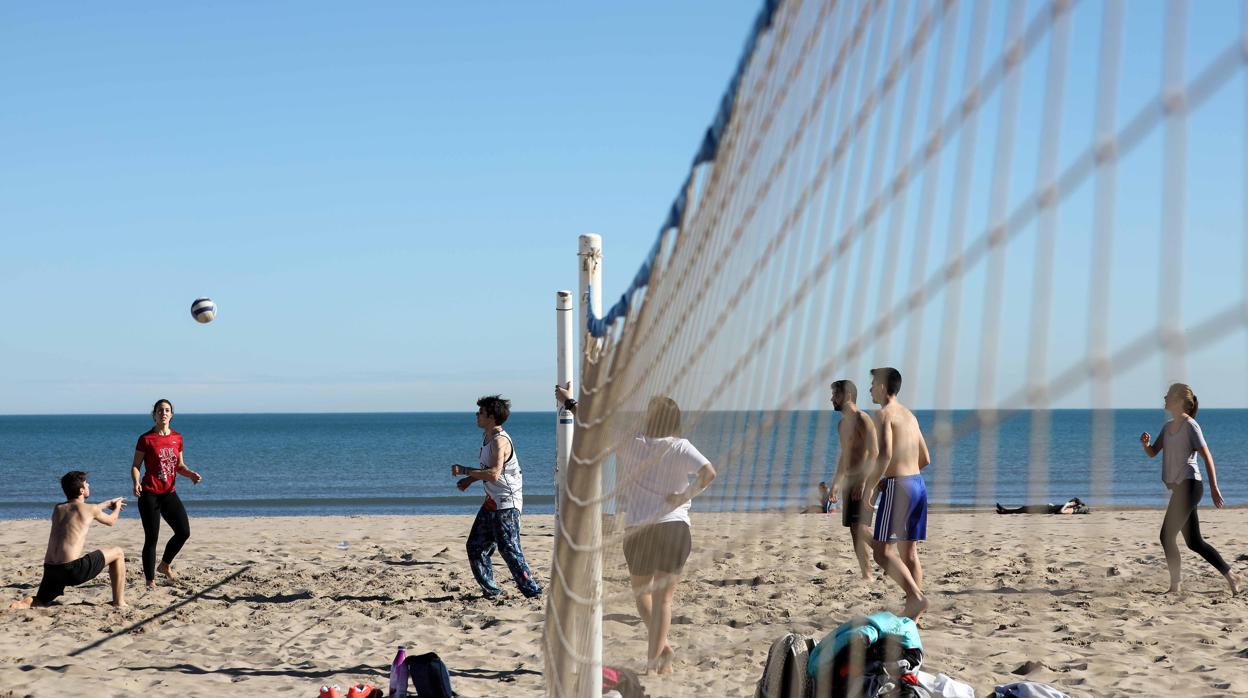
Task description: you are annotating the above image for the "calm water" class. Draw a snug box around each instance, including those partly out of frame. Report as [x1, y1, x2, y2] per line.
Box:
[1, 410, 1244, 519]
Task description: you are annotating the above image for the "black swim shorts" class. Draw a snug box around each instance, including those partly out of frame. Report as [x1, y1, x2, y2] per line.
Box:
[841, 492, 870, 528]
[35, 549, 106, 604]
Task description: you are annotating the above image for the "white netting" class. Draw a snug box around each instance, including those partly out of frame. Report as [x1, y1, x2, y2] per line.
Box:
[546, 0, 1248, 695]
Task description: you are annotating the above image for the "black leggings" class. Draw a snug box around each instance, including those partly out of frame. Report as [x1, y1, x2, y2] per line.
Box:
[138, 491, 191, 582]
[1161, 479, 1229, 575]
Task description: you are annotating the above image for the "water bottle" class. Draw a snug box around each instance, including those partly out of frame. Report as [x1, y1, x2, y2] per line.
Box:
[389, 645, 408, 697]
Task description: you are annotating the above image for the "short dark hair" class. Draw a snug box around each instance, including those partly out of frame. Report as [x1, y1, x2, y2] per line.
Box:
[870, 367, 902, 397]
[152, 399, 174, 416]
[643, 396, 681, 438]
[831, 379, 857, 404]
[61, 471, 88, 500]
[476, 395, 511, 425]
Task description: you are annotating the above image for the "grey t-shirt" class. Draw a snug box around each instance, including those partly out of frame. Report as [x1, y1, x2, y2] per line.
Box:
[1154, 417, 1207, 485]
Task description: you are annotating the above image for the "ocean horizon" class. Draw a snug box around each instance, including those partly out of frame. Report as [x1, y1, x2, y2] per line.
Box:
[2, 409, 1245, 519]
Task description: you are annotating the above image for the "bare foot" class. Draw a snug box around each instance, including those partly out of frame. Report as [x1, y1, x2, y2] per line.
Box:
[902, 594, 929, 620]
[146, 580, 156, 590]
[8, 597, 33, 610]
[1165, 583, 1183, 595]
[108, 600, 128, 608]
[156, 561, 179, 582]
[1226, 571, 1242, 596]
[653, 645, 675, 675]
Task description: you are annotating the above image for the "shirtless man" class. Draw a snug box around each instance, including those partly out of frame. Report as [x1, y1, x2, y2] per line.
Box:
[9, 471, 128, 609]
[829, 379, 879, 580]
[865, 367, 930, 619]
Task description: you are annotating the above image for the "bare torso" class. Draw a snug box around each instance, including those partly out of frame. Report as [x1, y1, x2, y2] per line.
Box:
[875, 402, 929, 479]
[838, 411, 874, 484]
[43, 502, 95, 565]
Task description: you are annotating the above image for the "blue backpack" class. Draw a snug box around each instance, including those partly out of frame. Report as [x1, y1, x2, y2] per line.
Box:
[405, 652, 454, 698]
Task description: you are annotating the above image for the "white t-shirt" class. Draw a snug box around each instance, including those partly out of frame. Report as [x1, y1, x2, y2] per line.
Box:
[1154, 417, 1207, 485]
[617, 436, 710, 529]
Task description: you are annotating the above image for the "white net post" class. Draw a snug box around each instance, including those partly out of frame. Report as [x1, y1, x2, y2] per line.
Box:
[544, 235, 606, 698]
[579, 235, 603, 362]
[555, 290, 575, 518]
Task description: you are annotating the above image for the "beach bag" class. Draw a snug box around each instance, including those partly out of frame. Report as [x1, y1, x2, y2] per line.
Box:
[405, 652, 454, 698]
[809, 613, 924, 698]
[602, 665, 646, 698]
[755, 632, 813, 698]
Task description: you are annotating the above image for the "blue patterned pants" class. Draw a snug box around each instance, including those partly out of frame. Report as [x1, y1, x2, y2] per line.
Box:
[466, 505, 542, 598]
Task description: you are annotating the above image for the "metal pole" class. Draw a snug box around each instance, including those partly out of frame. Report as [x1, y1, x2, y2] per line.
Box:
[555, 290, 574, 517]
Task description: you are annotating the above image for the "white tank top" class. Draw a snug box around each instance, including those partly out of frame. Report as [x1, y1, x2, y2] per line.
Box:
[480, 430, 524, 511]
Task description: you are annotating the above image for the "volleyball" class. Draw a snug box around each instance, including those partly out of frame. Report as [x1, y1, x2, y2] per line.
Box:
[191, 297, 217, 324]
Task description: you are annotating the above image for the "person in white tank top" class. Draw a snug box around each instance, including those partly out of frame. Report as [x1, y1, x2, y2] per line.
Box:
[451, 395, 542, 599]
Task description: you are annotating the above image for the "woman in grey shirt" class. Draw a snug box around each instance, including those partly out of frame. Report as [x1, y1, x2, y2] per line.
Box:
[1140, 383, 1240, 595]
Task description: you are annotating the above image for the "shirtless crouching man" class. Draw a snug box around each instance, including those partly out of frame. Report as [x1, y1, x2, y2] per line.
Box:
[865, 367, 930, 619]
[9, 471, 128, 609]
[829, 379, 879, 580]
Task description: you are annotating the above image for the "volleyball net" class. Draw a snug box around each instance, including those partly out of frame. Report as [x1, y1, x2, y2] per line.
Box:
[545, 0, 1248, 694]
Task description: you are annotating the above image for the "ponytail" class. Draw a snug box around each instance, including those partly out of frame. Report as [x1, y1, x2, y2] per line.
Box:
[1168, 383, 1198, 419]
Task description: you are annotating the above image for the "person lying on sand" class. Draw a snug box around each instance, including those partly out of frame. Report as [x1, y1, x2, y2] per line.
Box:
[995, 498, 1090, 515]
[9, 471, 128, 609]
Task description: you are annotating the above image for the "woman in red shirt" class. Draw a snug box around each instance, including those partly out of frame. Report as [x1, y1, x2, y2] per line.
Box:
[130, 399, 202, 589]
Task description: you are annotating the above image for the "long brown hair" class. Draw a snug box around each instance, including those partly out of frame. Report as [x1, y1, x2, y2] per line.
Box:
[1167, 383, 1199, 418]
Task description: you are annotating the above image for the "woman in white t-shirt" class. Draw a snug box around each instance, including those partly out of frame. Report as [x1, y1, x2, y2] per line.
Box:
[617, 397, 716, 675]
[1140, 383, 1240, 595]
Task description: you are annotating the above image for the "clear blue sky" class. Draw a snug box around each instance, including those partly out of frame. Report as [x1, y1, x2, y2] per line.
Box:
[2, 1, 1246, 414]
[0, 1, 761, 414]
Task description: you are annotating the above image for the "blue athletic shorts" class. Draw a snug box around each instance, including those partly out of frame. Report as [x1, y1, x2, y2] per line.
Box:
[873, 474, 927, 542]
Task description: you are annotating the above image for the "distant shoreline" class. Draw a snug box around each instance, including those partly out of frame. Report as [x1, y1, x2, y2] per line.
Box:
[3, 501, 1240, 522]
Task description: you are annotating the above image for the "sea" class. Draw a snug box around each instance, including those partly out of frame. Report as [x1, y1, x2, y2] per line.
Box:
[1, 410, 1244, 519]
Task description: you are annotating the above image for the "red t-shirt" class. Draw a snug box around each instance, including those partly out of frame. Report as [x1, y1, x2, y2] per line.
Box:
[135, 430, 184, 495]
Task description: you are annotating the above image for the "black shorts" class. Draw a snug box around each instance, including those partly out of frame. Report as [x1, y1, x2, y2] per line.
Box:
[36, 549, 106, 604]
[623, 521, 692, 577]
[842, 493, 870, 528]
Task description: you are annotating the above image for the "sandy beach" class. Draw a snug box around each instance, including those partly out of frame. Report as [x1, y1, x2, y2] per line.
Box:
[2, 509, 1246, 697]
